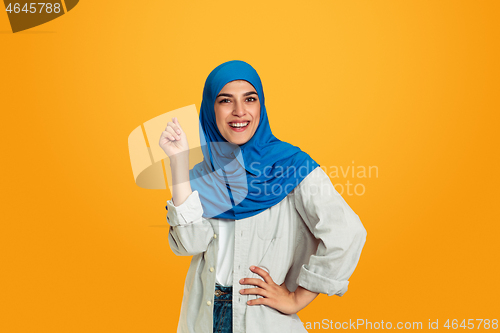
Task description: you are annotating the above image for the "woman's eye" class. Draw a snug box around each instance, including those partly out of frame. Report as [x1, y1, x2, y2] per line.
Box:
[220, 98, 230, 103]
[247, 97, 257, 102]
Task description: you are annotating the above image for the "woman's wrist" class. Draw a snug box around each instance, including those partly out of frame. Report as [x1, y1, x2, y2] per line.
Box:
[169, 152, 189, 166]
[170, 154, 189, 180]
[169, 154, 192, 206]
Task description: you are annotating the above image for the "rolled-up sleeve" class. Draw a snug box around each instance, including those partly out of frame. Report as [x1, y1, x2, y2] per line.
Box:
[166, 191, 214, 256]
[294, 168, 367, 296]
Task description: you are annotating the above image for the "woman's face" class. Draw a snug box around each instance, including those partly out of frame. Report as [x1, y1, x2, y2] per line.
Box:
[214, 80, 260, 146]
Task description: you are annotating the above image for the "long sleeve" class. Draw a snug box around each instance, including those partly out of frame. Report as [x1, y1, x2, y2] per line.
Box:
[293, 168, 367, 296]
[166, 190, 215, 256]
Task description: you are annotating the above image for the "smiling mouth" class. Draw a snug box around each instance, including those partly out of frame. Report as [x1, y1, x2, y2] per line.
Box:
[228, 121, 250, 128]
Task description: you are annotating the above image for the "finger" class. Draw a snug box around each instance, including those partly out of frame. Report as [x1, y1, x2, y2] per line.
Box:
[167, 117, 181, 134]
[162, 130, 176, 141]
[250, 266, 275, 285]
[240, 278, 267, 289]
[173, 117, 183, 131]
[165, 121, 174, 130]
[167, 120, 181, 138]
[162, 131, 175, 141]
[240, 287, 268, 297]
[166, 125, 181, 140]
[247, 297, 272, 306]
[161, 131, 171, 141]
[170, 120, 181, 136]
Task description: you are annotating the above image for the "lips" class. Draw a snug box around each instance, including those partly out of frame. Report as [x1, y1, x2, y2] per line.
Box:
[228, 121, 250, 132]
[228, 121, 250, 128]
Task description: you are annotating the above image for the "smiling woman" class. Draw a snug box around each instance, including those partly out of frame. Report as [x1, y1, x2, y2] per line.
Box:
[158, 60, 367, 333]
[214, 80, 261, 146]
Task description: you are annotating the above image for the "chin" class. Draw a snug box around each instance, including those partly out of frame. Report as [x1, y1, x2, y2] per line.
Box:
[228, 136, 250, 146]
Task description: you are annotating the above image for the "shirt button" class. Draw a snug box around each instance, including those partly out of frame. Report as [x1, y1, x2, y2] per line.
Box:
[213, 234, 217, 239]
[207, 301, 211, 306]
[209, 267, 214, 272]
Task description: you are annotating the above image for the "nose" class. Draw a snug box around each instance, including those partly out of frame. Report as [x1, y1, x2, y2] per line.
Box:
[232, 99, 246, 117]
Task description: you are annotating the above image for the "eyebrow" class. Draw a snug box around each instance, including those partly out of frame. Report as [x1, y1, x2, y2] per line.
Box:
[216, 91, 258, 98]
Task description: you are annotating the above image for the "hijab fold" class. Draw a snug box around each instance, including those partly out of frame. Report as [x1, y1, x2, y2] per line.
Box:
[187, 60, 319, 220]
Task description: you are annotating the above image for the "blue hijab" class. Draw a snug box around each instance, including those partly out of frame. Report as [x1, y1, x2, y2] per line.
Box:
[188, 60, 319, 220]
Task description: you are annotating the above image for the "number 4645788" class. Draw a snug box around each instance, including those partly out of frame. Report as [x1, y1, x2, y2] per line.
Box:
[6, 3, 62, 14]
[444, 319, 498, 329]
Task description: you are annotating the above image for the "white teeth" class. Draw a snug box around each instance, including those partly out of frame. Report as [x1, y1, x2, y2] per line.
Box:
[229, 122, 249, 128]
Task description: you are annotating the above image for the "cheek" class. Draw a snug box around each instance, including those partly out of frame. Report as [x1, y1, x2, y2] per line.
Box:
[214, 109, 225, 131]
[253, 119, 260, 134]
[253, 107, 261, 128]
[216, 119, 226, 134]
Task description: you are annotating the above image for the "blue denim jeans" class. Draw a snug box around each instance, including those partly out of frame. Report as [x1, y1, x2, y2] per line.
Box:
[213, 284, 232, 333]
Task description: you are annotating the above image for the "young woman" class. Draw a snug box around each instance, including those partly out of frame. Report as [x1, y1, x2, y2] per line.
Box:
[159, 60, 367, 333]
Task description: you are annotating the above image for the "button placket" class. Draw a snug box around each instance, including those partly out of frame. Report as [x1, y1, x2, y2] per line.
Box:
[233, 218, 252, 332]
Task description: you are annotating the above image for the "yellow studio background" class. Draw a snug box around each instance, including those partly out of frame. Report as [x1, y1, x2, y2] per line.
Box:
[1, 1, 499, 332]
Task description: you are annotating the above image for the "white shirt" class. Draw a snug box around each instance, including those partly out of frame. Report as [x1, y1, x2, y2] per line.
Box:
[166, 167, 367, 333]
[216, 219, 234, 286]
